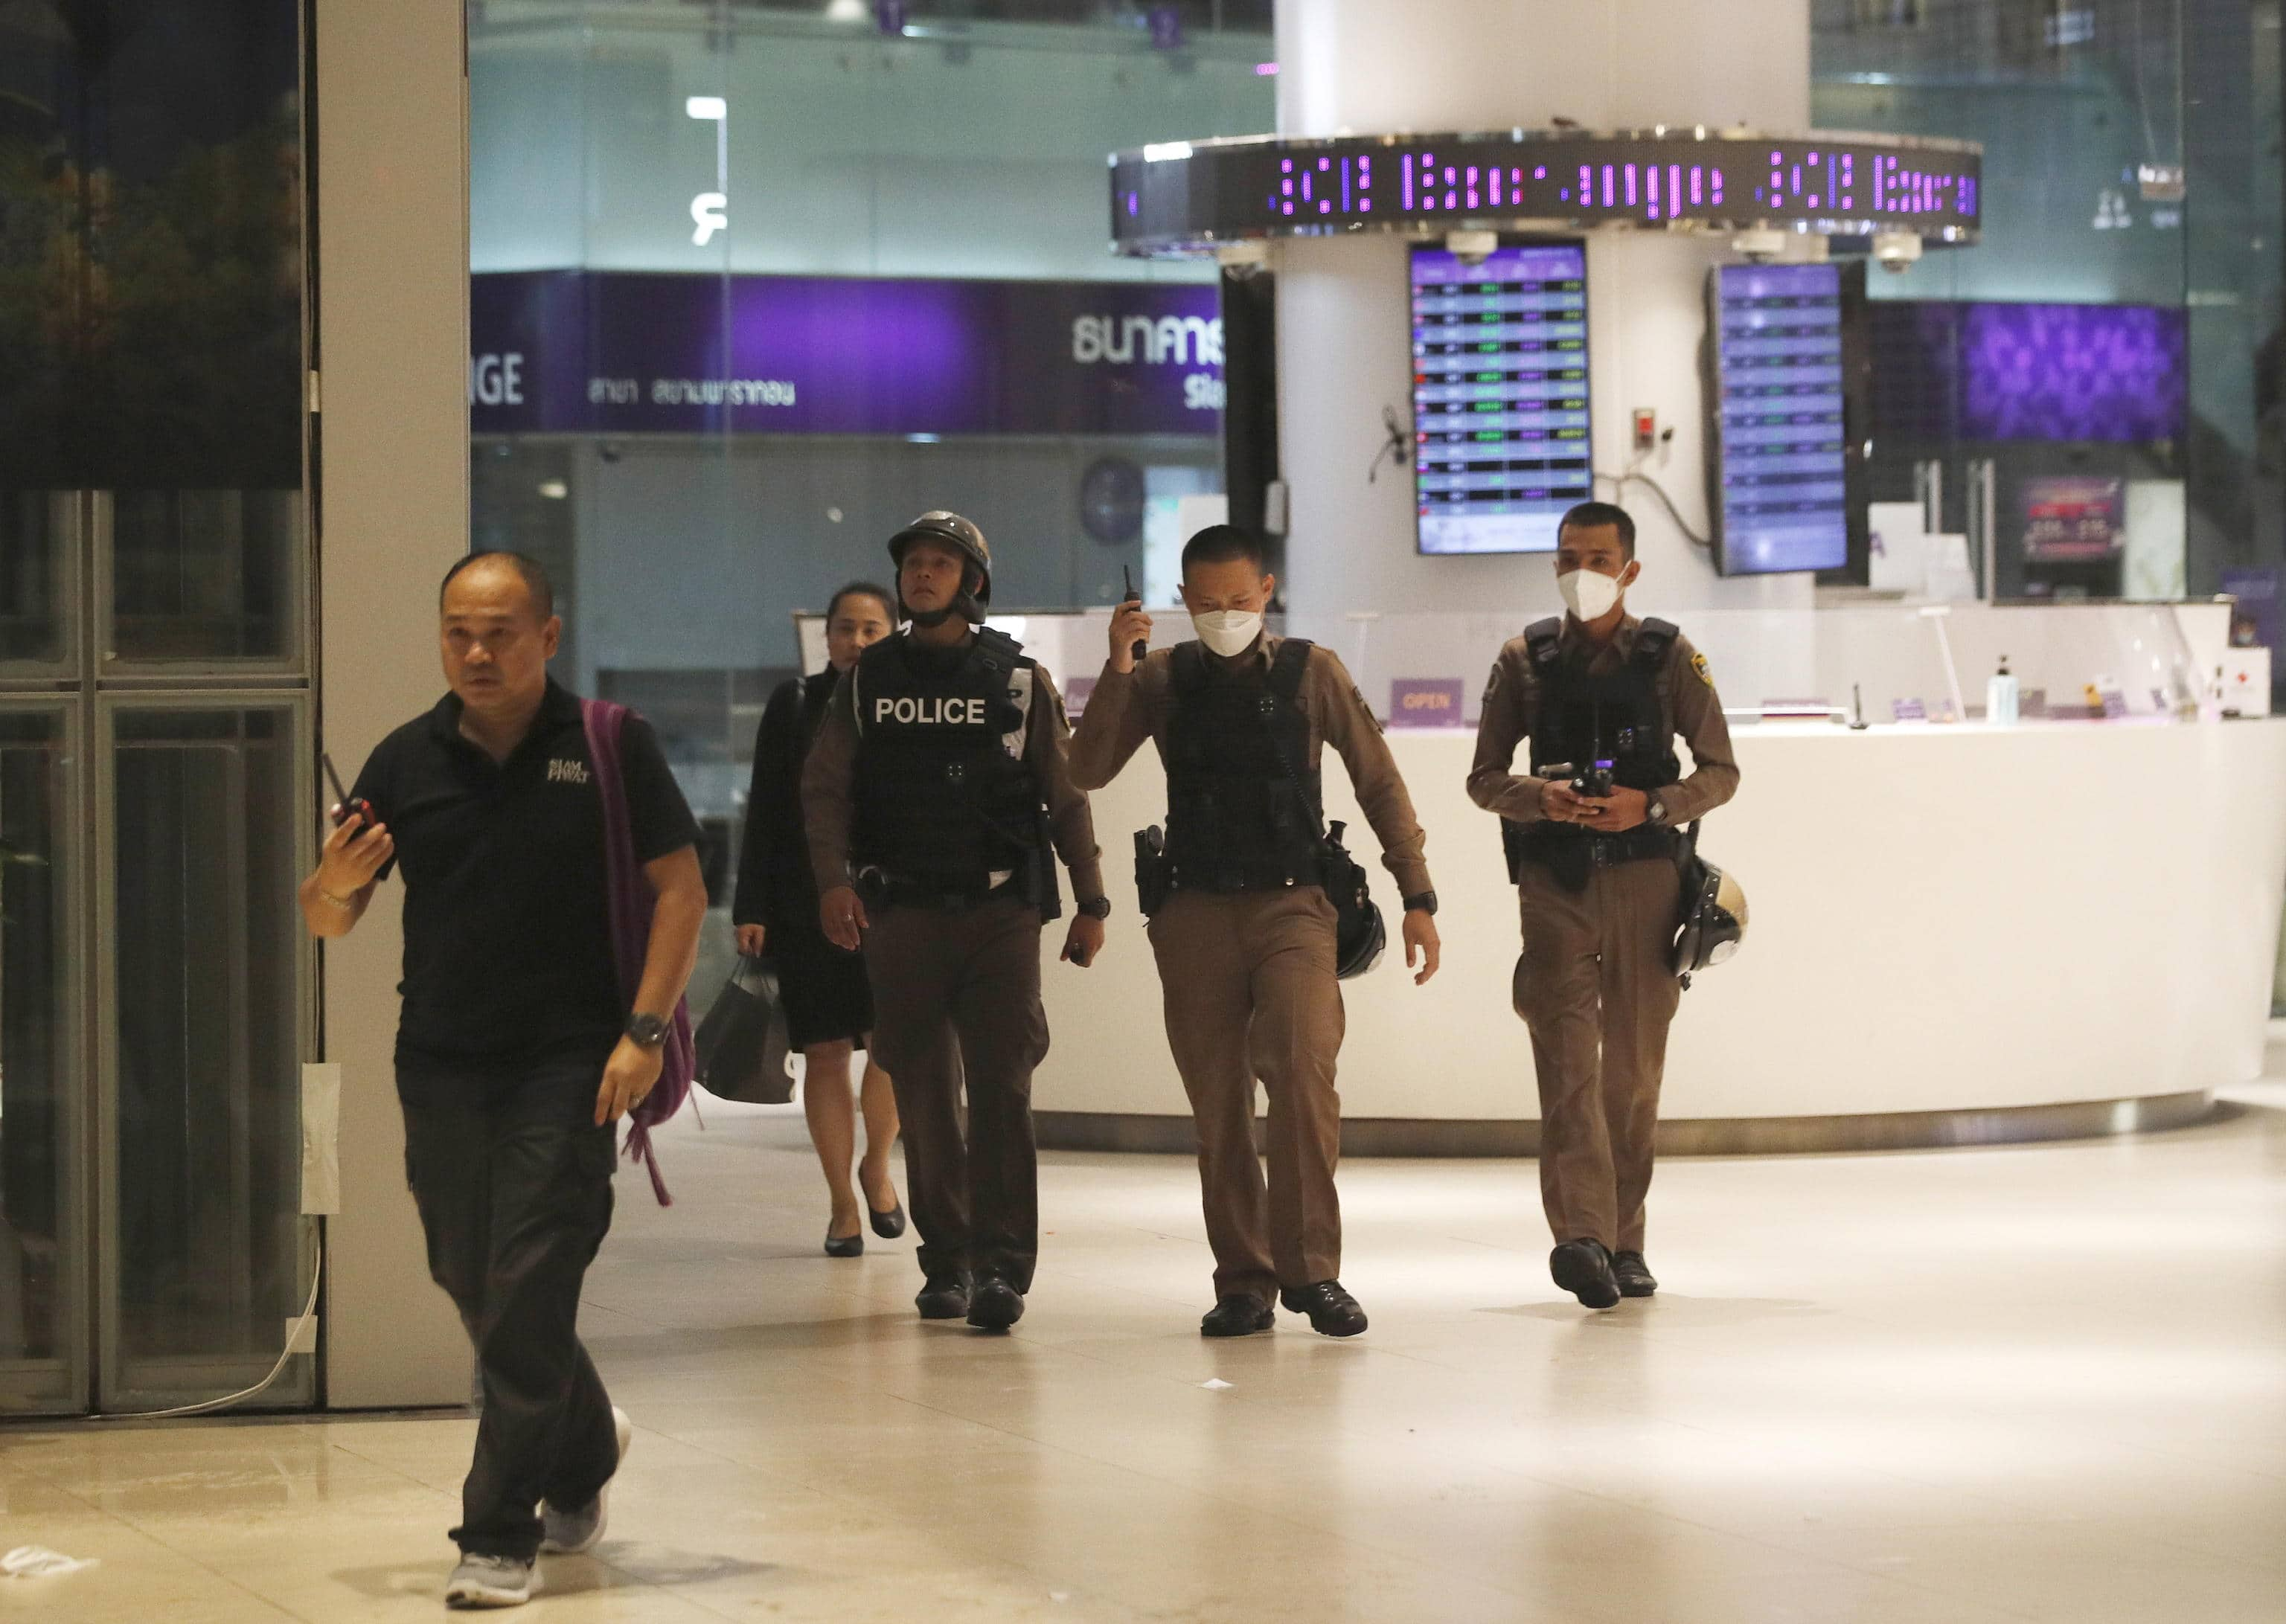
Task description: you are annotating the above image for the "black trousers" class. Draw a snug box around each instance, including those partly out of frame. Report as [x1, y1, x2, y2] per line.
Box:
[398, 1047, 622, 1560]
[862, 899, 1047, 1290]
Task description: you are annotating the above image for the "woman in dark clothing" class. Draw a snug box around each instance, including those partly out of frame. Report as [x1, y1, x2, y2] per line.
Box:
[733, 582, 903, 1255]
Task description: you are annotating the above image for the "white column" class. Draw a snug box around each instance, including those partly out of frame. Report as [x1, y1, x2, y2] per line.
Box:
[317, 0, 473, 1408]
[1271, 0, 1817, 638]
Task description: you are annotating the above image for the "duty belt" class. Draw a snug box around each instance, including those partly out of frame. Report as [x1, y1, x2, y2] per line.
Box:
[1167, 855, 1321, 895]
[854, 864, 1018, 914]
[1502, 820, 1679, 890]
[1587, 830, 1673, 868]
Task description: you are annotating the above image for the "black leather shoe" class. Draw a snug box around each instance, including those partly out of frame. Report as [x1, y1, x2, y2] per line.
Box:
[1613, 1251, 1657, 1297]
[1549, 1239, 1621, 1309]
[1200, 1295, 1275, 1338]
[1278, 1280, 1368, 1338]
[966, 1275, 1025, 1332]
[915, 1273, 970, 1320]
[823, 1229, 864, 1259]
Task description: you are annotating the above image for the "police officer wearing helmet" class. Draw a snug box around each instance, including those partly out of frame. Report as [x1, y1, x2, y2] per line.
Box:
[1467, 501, 1740, 1310]
[1070, 524, 1441, 1341]
[802, 513, 1109, 1332]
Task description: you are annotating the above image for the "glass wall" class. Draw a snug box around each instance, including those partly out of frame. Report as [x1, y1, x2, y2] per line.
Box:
[0, 3, 314, 1415]
[470, 0, 1272, 989]
[1811, 0, 2284, 607]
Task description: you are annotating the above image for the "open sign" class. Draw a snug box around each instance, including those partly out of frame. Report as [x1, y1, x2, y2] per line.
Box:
[1389, 678, 1466, 728]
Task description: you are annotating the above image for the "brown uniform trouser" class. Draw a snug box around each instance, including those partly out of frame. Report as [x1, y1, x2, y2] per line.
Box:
[1513, 856, 1682, 1254]
[1147, 888, 1345, 1303]
[862, 898, 1048, 1290]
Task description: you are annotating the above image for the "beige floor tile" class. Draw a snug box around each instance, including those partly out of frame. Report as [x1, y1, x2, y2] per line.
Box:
[7, 1091, 2285, 1622]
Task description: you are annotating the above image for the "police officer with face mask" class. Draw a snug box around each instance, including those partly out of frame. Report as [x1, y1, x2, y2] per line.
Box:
[1071, 524, 1441, 1340]
[1467, 501, 1740, 1310]
[802, 513, 1109, 1332]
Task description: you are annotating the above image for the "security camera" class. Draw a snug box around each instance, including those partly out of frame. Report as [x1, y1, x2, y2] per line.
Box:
[1444, 229, 1499, 266]
[1731, 228, 1786, 264]
[1872, 231, 1923, 273]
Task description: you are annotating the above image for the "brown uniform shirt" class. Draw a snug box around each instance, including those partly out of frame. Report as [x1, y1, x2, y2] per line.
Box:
[1068, 636, 1435, 901]
[1467, 614, 1741, 826]
[801, 633, 1106, 902]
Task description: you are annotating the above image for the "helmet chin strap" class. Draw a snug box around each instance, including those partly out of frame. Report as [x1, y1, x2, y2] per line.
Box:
[903, 599, 983, 629]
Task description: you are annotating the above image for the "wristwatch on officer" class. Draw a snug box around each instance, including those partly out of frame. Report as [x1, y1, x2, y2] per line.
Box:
[1402, 890, 1438, 917]
[1076, 896, 1112, 919]
[625, 1012, 670, 1049]
[1647, 795, 1671, 827]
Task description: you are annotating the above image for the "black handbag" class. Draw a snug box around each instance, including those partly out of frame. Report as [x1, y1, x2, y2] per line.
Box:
[693, 954, 795, 1104]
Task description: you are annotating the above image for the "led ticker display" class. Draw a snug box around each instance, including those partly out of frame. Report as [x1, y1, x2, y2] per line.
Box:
[1712, 263, 1849, 576]
[1412, 242, 1592, 556]
[1112, 129, 1980, 256]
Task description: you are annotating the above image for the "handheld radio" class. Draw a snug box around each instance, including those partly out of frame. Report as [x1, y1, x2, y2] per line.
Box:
[1121, 565, 1147, 664]
[321, 753, 376, 830]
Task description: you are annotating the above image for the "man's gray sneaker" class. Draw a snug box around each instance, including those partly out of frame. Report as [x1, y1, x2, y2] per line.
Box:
[445, 1552, 537, 1609]
[540, 1404, 632, 1556]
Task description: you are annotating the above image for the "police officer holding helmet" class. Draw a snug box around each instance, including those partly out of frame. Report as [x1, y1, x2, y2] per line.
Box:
[1467, 501, 1739, 1310]
[1071, 524, 1441, 1340]
[803, 513, 1109, 1332]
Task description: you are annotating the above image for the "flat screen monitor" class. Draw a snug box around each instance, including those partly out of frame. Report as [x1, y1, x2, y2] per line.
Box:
[1710, 262, 1850, 575]
[1411, 240, 1591, 555]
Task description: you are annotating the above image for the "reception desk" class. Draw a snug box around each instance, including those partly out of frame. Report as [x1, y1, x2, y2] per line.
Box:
[1034, 716, 2286, 1154]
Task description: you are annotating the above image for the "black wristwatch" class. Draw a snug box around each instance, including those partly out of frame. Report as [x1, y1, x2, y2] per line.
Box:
[1076, 896, 1112, 919]
[625, 1012, 670, 1049]
[1402, 890, 1438, 917]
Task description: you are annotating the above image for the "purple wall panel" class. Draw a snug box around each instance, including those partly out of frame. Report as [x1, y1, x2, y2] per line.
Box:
[1957, 302, 2186, 443]
[469, 271, 1223, 439]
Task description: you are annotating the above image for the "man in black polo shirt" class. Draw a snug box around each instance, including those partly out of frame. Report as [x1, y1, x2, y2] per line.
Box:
[300, 551, 704, 1610]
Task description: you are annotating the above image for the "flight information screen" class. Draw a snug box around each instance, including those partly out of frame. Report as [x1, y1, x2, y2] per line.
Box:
[1712, 262, 1848, 575]
[1411, 242, 1592, 556]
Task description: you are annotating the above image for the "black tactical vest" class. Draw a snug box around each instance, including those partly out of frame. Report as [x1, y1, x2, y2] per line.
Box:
[1163, 638, 1324, 893]
[849, 629, 1045, 895]
[1505, 616, 1684, 883]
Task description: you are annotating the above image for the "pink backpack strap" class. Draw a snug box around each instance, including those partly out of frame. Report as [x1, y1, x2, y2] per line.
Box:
[581, 698, 696, 1206]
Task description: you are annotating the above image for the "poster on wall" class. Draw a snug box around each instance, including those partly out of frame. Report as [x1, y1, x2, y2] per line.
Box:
[2020, 475, 2124, 562]
[469, 271, 1223, 439]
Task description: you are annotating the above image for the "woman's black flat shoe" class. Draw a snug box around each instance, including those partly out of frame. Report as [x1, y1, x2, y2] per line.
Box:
[824, 1230, 864, 1258]
[868, 1200, 906, 1240]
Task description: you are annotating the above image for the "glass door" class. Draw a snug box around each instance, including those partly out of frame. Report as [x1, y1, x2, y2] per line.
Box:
[0, 0, 314, 1416]
[0, 702, 83, 1414]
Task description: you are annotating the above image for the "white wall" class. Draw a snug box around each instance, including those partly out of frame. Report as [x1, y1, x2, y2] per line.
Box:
[316, 0, 473, 1409]
[1272, 225, 1817, 632]
[1275, 0, 1809, 135]
[1271, 0, 1819, 629]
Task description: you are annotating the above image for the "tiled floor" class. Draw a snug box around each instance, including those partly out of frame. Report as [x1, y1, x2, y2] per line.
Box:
[7, 1085, 2285, 1622]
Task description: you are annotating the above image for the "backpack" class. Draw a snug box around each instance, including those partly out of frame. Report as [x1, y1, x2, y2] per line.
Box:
[582, 699, 697, 1206]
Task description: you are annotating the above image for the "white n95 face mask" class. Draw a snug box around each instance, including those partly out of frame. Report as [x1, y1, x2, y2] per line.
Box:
[1557, 569, 1622, 623]
[1191, 609, 1264, 657]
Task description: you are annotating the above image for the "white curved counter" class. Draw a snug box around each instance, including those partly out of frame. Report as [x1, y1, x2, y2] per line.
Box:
[1034, 717, 2286, 1152]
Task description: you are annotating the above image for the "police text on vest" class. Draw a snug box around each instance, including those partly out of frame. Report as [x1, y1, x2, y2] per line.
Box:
[876, 696, 989, 726]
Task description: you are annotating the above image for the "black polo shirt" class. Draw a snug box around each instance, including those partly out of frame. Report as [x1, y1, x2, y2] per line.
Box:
[350, 679, 700, 1061]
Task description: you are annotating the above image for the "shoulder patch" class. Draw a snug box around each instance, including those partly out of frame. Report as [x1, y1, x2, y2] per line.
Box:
[1691, 651, 1713, 688]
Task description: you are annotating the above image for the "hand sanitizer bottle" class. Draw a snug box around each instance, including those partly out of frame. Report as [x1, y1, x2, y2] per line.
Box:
[1986, 655, 2020, 727]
